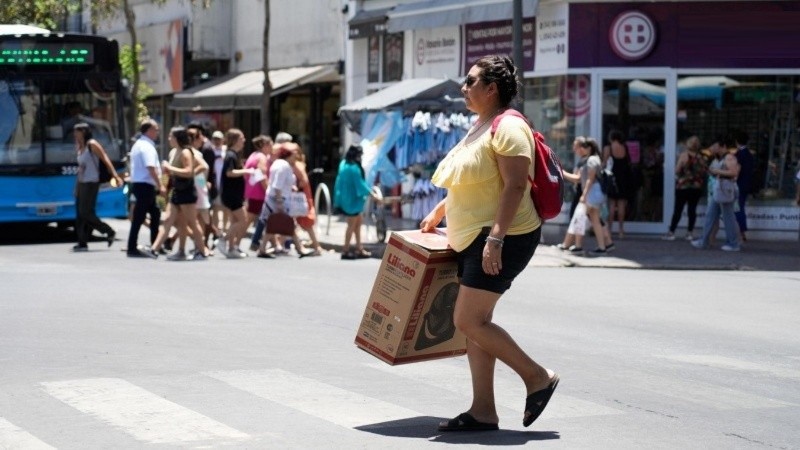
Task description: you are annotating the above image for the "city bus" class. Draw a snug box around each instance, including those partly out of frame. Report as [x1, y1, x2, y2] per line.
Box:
[0, 25, 127, 226]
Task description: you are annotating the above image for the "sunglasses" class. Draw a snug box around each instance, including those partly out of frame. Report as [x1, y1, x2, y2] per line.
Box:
[463, 75, 481, 87]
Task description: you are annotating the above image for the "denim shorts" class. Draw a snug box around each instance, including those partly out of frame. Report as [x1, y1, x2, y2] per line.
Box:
[456, 227, 541, 294]
[585, 183, 605, 209]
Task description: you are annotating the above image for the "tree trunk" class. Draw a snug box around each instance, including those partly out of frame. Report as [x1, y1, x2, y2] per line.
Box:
[123, 0, 139, 139]
[260, 0, 271, 135]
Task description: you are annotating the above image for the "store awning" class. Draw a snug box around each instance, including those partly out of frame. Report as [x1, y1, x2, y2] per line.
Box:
[348, 7, 391, 39]
[338, 78, 466, 131]
[386, 0, 538, 33]
[169, 64, 339, 111]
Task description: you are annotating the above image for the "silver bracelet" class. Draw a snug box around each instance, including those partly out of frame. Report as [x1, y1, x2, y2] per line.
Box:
[485, 235, 504, 247]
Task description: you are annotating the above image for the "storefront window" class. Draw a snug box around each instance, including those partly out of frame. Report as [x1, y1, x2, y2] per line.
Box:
[382, 32, 403, 82]
[367, 36, 380, 83]
[602, 78, 666, 223]
[524, 75, 592, 205]
[676, 75, 799, 202]
[524, 74, 591, 173]
[365, 33, 404, 84]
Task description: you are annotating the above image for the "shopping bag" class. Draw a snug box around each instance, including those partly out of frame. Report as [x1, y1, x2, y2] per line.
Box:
[567, 203, 588, 236]
[248, 169, 266, 186]
[713, 178, 736, 204]
[266, 212, 295, 235]
[287, 192, 309, 217]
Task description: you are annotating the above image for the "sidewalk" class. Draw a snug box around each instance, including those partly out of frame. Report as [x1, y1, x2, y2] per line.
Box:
[314, 214, 800, 271]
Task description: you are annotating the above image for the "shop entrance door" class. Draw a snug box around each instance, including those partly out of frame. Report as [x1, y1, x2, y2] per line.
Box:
[596, 74, 675, 235]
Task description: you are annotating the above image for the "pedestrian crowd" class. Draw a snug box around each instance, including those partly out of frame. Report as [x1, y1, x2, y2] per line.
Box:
[71, 117, 340, 261]
[71, 118, 778, 264]
[551, 130, 758, 256]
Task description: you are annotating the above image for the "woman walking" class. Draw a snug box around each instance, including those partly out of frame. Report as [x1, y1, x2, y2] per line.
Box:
[219, 128, 252, 258]
[72, 123, 123, 251]
[420, 55, 558, 431]
[333, 145, 375, 260]
[664, 135, 707, 240]
[560, 137, 610, 255]
[602, 130, 633, 238]
[244, 135, 272, 251]
[692, 138, 741, 251]
[292, 144, 324, 256]
[150, 127, 209, 260]
[255, 143, 311, 258]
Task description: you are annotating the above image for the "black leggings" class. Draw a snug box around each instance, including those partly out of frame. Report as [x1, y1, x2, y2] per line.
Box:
[669, 188, 703, 233]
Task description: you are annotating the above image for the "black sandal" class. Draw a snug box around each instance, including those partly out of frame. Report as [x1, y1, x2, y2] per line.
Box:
[523, 374, 560, 427]
[438, 413, 498, 432]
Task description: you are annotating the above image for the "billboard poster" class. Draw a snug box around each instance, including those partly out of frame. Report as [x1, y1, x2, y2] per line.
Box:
[413, 27, 461, 79]
[109, 19, 184, 96]
[463, 18, 534, 75]
[535, 3, 569, 72]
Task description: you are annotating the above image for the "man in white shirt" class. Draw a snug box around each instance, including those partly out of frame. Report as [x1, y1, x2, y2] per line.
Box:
[126, 119, 165, 258]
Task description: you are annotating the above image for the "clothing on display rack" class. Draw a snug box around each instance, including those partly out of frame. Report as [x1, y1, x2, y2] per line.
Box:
[394, 111, 471, 170]
[409, 177, 447, 222]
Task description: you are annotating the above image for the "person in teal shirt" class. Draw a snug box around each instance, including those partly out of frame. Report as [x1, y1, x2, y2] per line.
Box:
[334, 145, 374, 259]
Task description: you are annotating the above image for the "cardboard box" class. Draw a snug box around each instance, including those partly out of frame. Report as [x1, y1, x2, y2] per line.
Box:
[355, 229, 467, 365]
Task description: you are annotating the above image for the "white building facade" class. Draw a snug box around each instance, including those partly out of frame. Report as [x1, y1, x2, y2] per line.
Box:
[90, 0, 348, 171]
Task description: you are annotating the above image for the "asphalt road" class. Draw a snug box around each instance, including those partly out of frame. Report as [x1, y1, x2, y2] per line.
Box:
[1, 220, 798, 449]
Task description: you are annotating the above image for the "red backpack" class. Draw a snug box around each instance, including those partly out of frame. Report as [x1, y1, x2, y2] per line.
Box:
[491, 109, 565, 221]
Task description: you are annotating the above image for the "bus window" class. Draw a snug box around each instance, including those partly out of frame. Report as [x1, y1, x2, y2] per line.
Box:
[0, 80, 41, 165]
[42, 92, 119, 165]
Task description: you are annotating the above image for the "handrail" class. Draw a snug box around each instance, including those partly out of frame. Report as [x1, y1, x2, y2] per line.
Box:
[314, 181, 332, 236]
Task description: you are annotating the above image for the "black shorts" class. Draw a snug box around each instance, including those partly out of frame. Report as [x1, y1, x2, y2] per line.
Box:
[222, 196, 244, 211]
[457, 227, 541, 294]
[170, 188, 197, 205]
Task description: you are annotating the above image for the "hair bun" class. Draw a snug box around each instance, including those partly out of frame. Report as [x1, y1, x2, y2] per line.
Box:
[503, 56, 517, 76]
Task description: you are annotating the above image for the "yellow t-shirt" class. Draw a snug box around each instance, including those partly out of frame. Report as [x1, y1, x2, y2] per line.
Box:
[431, 115, 541, 252]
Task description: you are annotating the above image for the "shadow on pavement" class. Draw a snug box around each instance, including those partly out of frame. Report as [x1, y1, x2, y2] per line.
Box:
[0, 222, 78, 245]
[355, 416, 559, 445]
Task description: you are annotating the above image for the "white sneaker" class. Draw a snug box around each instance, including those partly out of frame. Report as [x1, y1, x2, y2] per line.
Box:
[661, 233, 676, 241]
[684, 233, 695, 241]
[721, 244, 741, 252]
[690, 239, 705, 249]
[225, 251, 243, 259]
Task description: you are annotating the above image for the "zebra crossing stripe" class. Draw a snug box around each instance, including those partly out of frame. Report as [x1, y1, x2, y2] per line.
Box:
[205, 369, 423, 428]
[0, 417, 55, 450]
[41, 378, 249, 444]
[660, 354, 800, 380]
[363, 362, 624, 419]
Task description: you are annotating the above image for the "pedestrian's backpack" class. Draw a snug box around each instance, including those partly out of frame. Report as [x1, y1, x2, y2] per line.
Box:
[91, 148, 113, 183]
[490, 109, 565, 220]
[597, 166, 618, 197]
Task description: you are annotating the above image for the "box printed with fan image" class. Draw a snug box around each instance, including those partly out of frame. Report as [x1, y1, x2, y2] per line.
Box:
[355, 229, 467, 365]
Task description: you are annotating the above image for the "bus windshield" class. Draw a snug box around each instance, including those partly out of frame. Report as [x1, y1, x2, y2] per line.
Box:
[0, 77, 123, 166]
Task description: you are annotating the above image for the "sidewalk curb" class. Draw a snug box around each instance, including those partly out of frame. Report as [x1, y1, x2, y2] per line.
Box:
[312, 217, 800, 271]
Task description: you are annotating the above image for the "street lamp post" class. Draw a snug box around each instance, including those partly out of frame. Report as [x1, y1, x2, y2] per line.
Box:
[512, 0, 524, 108]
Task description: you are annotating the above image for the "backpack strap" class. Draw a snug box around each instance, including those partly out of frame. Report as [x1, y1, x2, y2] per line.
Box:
[490, 108, 532, 137]
[489, 108, 536, 184]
